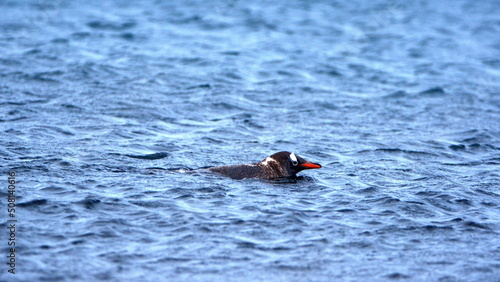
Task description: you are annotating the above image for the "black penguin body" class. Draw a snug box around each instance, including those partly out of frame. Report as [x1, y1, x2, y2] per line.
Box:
[208, 151, 321, 180]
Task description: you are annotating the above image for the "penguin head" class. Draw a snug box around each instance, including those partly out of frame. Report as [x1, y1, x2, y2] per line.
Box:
[266, 151, 322, 177]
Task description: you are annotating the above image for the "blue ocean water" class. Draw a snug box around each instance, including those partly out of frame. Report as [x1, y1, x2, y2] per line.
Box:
[1, 0, 499, 281]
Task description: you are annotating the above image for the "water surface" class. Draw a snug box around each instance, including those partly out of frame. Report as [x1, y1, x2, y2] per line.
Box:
[1, 0, 499, 281]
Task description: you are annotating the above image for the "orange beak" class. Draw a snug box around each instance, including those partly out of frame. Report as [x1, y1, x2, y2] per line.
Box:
[300, 162, 322, 169]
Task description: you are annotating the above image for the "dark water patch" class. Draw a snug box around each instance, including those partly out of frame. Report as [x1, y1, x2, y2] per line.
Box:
[337, 209, 356, 213]
[173, 194, 195, 201]
[18, 199, 48, 207]
[273, 263, 316, 271]
[11, 165, 50, 173]
[422, 225, 454, 232]
[51, 38, 69, 44]
[463, 221, 492, 231]
[71, 31, 91, 39]
[103, 165, 142, 173]
[118, 32, 135, 41]
[368, 196, 401, 205]
[376, 210, 398, 216]
[374, 148, 437, 157]
[0, 116, 28, 122]
[418, 87, 447, 97]
[75, 198, 101, 209]
[443, 160, 499, 166]
[0, 99, 51, 106]
[37, 126, 75, 136]
[379, 224, 455, 235]
[337, 240, 373, 249]
[87, 20, 136, 31]
[18, 155, 44, 160]
[59, 161, 72, 166]
[354, 187, 378, 194]
[124, 152, 169, 160]
[384, 90, 408, 99]
[60, 103, 83, 110]
[449, 144, 466, 151]
[186, 83, 211, 90]
[315, 64, 343, 77]
[385, 272, 411, 279]
[157, 257, 192, 262]
[460, 132, 496, 144]
[454, 199, 472, 206]
[71, 240, 86, 245]
[17, 71, 64, 83]
[76, 232, 97, 238]
[467, 143, 499, 152]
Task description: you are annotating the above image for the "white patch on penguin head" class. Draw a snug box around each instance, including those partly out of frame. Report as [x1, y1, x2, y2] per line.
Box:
[261, 156, 277, 166]
[290, 152, 298, 166]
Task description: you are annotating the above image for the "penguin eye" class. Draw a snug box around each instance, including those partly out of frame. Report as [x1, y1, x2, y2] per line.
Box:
[290, 152, 298, 166]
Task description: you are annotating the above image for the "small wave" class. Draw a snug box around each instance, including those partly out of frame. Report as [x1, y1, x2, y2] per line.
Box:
[18, 199, 48, 207]
[383, 90, 408, 99]
[124, 152, 169, 160]
[86, 20, 136, 31]
[418, 87, 447, 97]
[374, 148, 437, 156]
[463, 221, 492, 231]
[75, 198, 101, 209]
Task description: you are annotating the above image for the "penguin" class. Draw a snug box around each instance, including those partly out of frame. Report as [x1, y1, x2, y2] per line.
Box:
[208, 151, 321, 180]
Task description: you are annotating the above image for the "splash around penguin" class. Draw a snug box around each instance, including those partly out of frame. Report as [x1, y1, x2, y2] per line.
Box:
[208, 151, 321, 180]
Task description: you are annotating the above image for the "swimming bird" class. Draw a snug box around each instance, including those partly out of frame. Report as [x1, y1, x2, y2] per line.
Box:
[208, 151, 321, 180]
